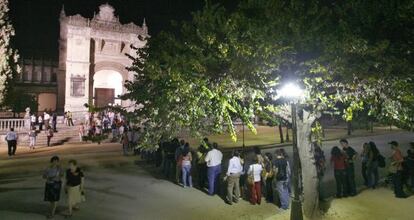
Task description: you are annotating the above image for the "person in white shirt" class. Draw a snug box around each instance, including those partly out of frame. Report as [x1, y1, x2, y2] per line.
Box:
[205, 142, 223, 195]
[30, 114, 37, 129]
[38, 115, 44, 130]
[248, 157, 263, 205]
[44, 112, 51, 130]
[6, 128, 18, 156]
[226, 150, 243, 204]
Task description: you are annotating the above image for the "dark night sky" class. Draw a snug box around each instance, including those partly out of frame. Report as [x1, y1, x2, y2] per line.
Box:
[9, 0, 235, 59]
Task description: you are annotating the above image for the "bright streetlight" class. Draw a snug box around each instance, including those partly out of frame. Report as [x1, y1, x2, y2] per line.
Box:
[278, 83, 304, 99]
[278, 82, 304, 220]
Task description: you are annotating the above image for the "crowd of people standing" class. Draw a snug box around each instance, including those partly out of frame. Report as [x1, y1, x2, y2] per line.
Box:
[156, 138, 296, 210]
[144, 136, 414, 211]
[331, 139, 414, 199]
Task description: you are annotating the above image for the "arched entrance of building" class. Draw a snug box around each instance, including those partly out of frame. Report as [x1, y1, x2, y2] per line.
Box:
[93, 69, 123, 107]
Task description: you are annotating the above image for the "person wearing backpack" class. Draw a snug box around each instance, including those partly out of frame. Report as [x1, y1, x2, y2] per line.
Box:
[367, 142, 380, 189]
[273, 149, 290, 210]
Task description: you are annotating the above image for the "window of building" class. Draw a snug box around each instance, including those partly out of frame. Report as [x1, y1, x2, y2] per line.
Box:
[51, 72, 57, 82]
[70, 75, 86, 97]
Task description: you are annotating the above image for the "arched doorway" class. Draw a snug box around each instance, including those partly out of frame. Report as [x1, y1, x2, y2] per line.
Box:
[93, 69, 123, 107]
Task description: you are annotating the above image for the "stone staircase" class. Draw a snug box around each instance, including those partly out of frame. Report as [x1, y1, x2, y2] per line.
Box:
[25, 127, 81, 147]
[3, 125, 82, 147]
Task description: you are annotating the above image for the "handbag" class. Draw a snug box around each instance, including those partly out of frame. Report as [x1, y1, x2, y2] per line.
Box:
[261, 163, 273, 180]
[247, 165, 255, 185]
[388, 163, 398, 174]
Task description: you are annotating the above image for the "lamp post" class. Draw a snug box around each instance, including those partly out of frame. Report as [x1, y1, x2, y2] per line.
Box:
[279, 83, 304, 220]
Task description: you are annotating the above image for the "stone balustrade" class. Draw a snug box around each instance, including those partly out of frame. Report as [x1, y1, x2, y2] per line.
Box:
[0, 118, 29, 132]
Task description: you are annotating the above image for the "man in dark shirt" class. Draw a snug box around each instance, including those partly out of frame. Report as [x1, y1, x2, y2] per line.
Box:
[52, 113, 58, 132]
[340, 139, 357, 196]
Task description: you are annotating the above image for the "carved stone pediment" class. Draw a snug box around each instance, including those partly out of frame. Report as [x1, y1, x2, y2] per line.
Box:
[96, 4, 117, 22]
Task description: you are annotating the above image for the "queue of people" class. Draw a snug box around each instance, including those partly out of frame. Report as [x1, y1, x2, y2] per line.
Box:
[151, 136, 414, 211]
[157, 139, 296, 210]
[331, 139, 414, 199]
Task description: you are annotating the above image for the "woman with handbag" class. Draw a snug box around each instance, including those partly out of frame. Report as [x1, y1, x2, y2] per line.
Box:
[247, 157, 263, 205]
[181, 143, 193, 188]
[43, 156, 63, 219]
[65, 159, 85, 217]
[263, 152, 274, 202]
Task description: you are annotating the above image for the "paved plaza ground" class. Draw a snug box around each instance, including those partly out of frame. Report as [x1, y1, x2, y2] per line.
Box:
[0, 131, 414, 220]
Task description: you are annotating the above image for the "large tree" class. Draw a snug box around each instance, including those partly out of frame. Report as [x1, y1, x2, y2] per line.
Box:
[0, 0, 19, 105]
[124, 0, 413, 218]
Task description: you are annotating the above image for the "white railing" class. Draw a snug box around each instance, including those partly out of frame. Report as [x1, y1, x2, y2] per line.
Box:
[0, 119, 28, 131]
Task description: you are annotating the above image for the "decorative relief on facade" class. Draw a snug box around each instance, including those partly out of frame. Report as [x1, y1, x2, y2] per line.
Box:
[70, 74, 86, 97]
[96, 4, 116, 22]
[62, 4, 148, 37]
[101, 40, 119, 54]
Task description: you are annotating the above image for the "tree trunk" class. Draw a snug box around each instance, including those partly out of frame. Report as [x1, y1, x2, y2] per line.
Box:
[370, 120, 374, 133]
[278, 124, 284, 143]
[347, 121, 352, 135]
[277, 106, 319, 219]
[297, 109, 319, 218]
[285, 125, 290, 142]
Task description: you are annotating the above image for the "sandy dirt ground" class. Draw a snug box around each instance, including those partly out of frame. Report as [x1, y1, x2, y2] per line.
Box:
[266, 187, 414, 220]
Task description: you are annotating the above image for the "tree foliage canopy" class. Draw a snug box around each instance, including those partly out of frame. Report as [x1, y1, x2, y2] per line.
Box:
[124, 0, 414, 148]
[0, 0, 19, 105]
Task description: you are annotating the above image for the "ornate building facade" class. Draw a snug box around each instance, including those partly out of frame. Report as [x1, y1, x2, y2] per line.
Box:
[58, 4, 147, 117]
[16, 4, 147, 116]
